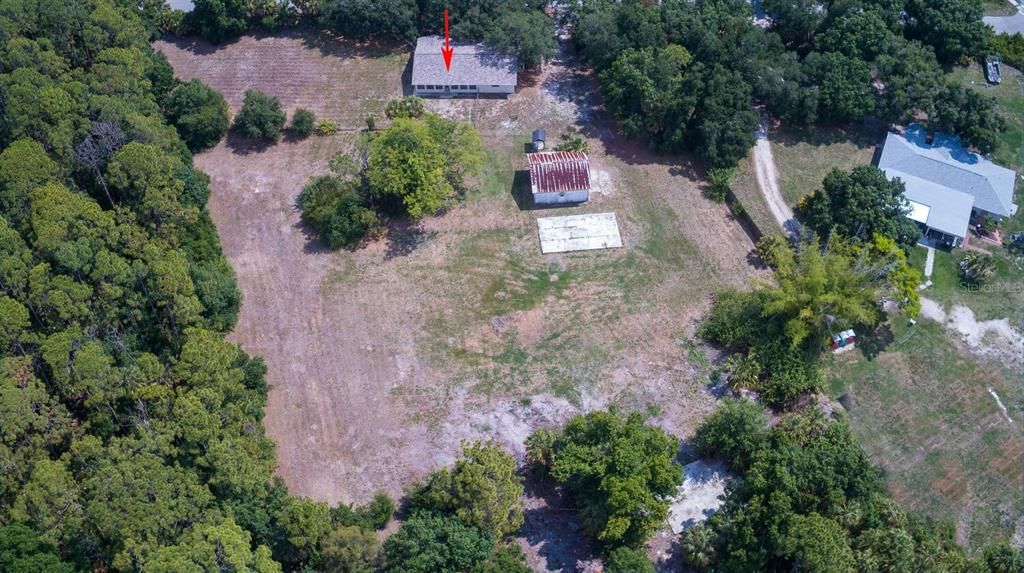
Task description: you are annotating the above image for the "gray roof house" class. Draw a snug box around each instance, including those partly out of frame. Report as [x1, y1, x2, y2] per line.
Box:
[411, 36, 517, 98]
[877, 125, 1018, 247]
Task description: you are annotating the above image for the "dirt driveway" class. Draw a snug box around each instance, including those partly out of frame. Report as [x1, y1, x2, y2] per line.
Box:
[156, 32, 761, 547]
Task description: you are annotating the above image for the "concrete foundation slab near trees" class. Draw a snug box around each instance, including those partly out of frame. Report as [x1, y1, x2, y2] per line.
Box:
[667, 459, 731, 534]
[536, 212, 623, 254]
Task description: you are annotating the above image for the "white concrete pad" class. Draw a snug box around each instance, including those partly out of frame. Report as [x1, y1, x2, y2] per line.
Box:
[667, 459, 731, 534]
[536, 212, 623, 254]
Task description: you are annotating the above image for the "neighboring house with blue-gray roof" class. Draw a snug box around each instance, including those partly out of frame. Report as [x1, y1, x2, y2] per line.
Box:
[877, 125, 1018, 247]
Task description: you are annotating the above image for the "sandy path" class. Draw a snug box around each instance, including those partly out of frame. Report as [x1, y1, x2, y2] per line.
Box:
[918, 298, 1024, 368]
[752, 123, 798, 236]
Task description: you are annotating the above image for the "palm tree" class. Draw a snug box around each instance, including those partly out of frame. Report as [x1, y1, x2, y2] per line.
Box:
[959, 252, 996, 282]
[682, 523, 717, 568]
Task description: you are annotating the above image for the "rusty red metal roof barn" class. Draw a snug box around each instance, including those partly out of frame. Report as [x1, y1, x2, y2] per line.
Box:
[527, 151, 592, 195]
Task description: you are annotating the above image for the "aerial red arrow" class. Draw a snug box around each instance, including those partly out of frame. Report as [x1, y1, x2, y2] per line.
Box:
[441, 9, 453, 72]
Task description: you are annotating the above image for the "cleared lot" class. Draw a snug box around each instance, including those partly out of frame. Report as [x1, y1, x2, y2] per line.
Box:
[156, 32, 763, 569]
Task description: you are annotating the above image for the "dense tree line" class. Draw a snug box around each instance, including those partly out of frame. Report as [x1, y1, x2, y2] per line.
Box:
[319, 0, 557, 68]
[688, 399, 1024, 572]
[568, 0, 1004, 166]
[0, 2, 400, 571]
[178, 0, 556, 68]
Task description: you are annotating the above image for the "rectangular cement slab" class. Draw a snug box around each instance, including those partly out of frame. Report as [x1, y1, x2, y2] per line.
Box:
[536, 212, 623, 254]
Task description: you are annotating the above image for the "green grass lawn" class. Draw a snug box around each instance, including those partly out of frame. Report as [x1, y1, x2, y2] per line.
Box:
[771, 125, 885, 206]
[827, 317, 1024, 548]
[909, 246, 1024, 324]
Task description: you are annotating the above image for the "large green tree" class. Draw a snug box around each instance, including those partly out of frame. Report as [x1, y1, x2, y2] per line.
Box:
[380, 512, 494, 573]
[233, 89, 286, 141]
[365, 114, 483, 219]
[187, 0, 249, 44]
[528, 410, 683, 548]
[408, 441, 524, 538]
[165, 79, 230, 152]
[932, 84, 1007, 155]
[904, 0, 986, 64]
[798, 165, 919, 247]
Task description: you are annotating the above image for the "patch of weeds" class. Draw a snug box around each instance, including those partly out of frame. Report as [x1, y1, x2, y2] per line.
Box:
[541, 341, 609, 405]
[633, 190, 699, 268]
[470, 335, 531, 395]
[477, 143, 524, 199]
[578, 251, 657, 309]
[681, 338, 710, 369]
[320, 260, 359, 291]
[482, 260, 572, 315]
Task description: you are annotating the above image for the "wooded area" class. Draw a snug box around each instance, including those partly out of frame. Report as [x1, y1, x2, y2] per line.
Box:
[2, 1, 1023, 572]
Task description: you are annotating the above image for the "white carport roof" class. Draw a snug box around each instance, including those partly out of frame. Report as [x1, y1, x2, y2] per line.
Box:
[889, 170, 974, 239]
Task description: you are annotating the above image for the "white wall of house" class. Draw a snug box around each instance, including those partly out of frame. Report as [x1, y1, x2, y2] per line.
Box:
[412, 84, 514, 96]
[533, 190, 589, 205]
[477, 84, 515, 95]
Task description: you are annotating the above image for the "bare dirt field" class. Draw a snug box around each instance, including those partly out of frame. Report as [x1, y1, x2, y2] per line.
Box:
[157, 31, 762, 571]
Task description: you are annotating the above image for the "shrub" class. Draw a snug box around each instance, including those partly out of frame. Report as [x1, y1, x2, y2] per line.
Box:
[757, 338, 824, 407]
[755, 234, 788, 268]
[682, 523, 717, 569]
[697, 289, 766, 350]
[533, 410, 683, 548]
[318, 525, 379, 573]
[330, 492, 395, 530]
[233, 89, 286, 141]
[989, 33, 1024, 70]
[384, 96, 425, 119]
[315, 119, 339, 136]
[705, 167, 735, 203]
[289, 108, 315, 138]
[472, 544, 532, 573]
[380, 512, 494, 573]
[694, 398, 769, 470]
[959, 252, 996, 283]
[554, 126, 589, 152]
[298, 175, 382, 250]
[165, 79, 230, 152]
[979, 216, 1000, 234]
[365, 115, 376, 131]
[406, 442, 524, 538]
[729, 199, 746, 217]
[605, 547, 656, 573]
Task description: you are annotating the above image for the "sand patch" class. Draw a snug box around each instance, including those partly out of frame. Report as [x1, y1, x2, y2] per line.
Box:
[919, 298, 1024, 368]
